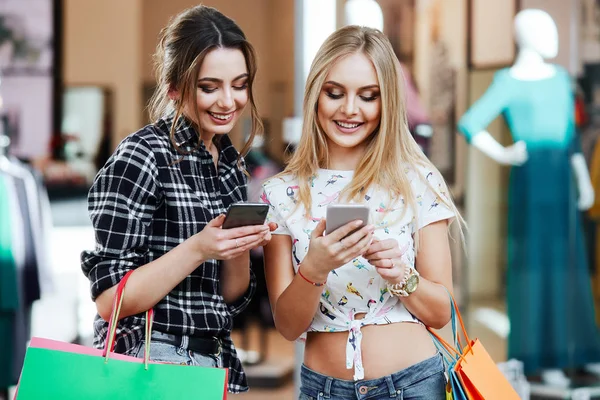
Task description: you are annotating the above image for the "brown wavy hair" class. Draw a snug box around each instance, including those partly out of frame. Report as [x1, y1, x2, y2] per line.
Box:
[148, 5, 262, 158]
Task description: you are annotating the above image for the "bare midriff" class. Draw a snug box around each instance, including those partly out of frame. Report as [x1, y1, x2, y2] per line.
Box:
[304, 313, 438, 380]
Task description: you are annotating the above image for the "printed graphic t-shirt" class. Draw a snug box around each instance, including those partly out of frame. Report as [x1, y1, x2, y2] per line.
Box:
[260, 165, 455, 380]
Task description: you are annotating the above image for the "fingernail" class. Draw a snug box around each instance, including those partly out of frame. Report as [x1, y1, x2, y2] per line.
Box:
[354, 220, 363, 226]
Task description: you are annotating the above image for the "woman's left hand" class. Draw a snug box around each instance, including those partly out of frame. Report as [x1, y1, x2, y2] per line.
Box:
[363, 237, 408, 284]
[258, 222, 278, 247]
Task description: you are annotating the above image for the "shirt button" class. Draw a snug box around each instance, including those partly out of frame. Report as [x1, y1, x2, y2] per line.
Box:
[359, 386, 368, 394]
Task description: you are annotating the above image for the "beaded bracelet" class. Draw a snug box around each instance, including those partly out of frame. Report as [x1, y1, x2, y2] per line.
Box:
[297, 264, 326, 287]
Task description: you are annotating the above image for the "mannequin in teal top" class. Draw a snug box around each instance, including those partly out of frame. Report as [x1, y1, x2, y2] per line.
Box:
[458, 9, 600, 387]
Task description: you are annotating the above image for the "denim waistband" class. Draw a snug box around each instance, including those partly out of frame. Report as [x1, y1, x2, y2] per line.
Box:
[300, 352, 444, 399]
[149, 331, 223, 355]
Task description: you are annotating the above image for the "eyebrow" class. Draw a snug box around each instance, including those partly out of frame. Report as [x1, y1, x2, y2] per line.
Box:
[324, 81, 379, 90]
[198, 73, 249, 83]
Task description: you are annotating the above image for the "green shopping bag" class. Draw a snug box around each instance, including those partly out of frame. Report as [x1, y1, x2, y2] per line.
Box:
[15, 271, 228, 399]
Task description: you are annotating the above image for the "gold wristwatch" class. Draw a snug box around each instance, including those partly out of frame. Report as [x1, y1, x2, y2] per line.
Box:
[386, 266, 420, 297]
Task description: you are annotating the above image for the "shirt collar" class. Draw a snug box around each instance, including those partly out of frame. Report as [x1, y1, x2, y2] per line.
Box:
[158, 113, 198, 147]
[156, 114, 242, 167]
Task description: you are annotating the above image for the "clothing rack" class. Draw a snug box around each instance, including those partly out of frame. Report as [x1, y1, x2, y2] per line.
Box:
[0, 128, 54, 397]
[0, 131, 8, 400]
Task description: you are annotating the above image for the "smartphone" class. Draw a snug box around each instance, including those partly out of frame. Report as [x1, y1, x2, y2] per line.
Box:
[326, 204, 370, 236]
[222, 202, 269, 229]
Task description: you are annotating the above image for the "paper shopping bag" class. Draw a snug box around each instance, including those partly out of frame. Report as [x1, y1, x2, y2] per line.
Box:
[429, 290, 520, 400]
[455, 339, 518, 400]
[15, 345, 228, 399]
[15, 270, 228, 399]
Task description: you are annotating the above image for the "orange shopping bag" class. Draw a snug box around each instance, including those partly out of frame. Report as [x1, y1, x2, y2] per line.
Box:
[429, 291, 520, 400]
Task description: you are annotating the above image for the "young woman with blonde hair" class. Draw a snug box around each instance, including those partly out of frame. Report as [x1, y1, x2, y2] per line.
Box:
[260, 25, 463, 399]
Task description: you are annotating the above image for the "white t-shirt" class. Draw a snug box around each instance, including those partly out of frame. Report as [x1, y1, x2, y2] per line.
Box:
[260, 164, 455, 380]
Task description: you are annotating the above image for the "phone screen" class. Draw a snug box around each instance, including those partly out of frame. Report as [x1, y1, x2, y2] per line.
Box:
[326, 204, 370, 235]
[222, 203, 269, 229]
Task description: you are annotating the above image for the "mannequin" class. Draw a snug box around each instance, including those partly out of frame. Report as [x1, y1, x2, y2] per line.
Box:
[344, 0, 383, 32]
[458, 9, 600, 387]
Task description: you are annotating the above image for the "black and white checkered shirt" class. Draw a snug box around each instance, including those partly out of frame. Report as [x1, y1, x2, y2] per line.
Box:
[81, 115, 256, 393]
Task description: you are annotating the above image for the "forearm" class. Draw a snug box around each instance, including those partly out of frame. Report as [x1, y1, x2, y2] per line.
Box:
[220, 252, 251, 303]
[571, 153, 592, 186]
[96, 239, 205, 321]
[400, 278, 451, 329]
[274, 274, 323, 341]
[470, 131, 507, 163]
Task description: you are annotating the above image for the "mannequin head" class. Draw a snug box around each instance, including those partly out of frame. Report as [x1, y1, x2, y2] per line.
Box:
[514, 9, 558, 59]
[344, 0, 384, 31]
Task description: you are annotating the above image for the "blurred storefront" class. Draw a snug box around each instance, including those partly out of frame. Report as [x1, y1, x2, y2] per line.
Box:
[3, 0, 600, 399]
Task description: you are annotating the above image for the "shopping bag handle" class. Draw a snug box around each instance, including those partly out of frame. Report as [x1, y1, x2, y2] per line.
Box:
[427, 287, 473, 359]
[102, 270, 154, 369]
[448, 289, 470, 350]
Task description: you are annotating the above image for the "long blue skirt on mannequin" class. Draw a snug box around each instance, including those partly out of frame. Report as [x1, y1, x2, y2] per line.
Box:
[459, 66, 600, 375]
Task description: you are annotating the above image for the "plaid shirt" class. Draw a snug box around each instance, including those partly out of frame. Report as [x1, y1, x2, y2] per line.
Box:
[81, 115, 256, 393]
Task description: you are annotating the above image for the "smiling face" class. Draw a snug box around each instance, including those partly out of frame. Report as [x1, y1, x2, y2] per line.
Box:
[186, 47, 249, 137]
[317, 51, 381, 164]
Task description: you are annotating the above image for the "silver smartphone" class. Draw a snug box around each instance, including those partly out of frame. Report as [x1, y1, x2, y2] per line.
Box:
[325, 204, 370, 236]
[222, 202, 269, 229]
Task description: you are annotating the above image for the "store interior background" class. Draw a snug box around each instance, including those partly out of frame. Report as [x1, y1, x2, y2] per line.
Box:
[4, 0, 600, 398]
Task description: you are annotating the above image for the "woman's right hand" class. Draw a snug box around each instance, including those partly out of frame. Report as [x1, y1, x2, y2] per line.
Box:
[190, 214, 271, 261]
[301, 218, 374, 281]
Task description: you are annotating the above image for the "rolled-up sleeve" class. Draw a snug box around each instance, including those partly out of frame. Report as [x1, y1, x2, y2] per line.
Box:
[226, 268, 257, 317]
[81, 135, 159, 300]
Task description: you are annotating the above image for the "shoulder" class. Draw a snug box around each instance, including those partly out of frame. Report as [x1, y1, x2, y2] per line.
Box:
[552, 64, 568, 75]
[262, 173, 297, 193]
[555, 65, 574, 85]
[260, 173, 299, 209]
[113, 124, 174, 168]
[115, 125, 167, 156]
[403, 162, 445, 194]
[98, 125, 169, 180]
[491, 68, 512, 85]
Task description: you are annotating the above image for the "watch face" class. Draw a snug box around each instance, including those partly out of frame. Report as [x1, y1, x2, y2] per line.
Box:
[406, 275, 419, 293]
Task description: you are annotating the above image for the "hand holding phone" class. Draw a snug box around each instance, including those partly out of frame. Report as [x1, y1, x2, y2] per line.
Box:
[326, 204, 370, 235]
[222, 202, 269, 229]
[300, 205, 374, 281]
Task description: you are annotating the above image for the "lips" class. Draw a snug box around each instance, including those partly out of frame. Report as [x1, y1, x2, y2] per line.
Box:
[208, 111, 234, 121]
[333, 120, 364, 133]
[208, 110, 235, 125]
[335, 121, 363, 129]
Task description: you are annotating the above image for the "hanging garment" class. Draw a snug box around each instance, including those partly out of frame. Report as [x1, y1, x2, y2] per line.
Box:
[5, 173, 34, 382]
[32, 168, 54, 296]
[458, 66, 600, 375]
[13, 173, 41, 305]
[0, 174, 18, 389]
[588, 137, 600, 325]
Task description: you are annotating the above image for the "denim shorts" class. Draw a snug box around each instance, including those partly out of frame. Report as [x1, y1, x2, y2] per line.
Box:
[299, 352, 446, 400]
[129, 331, 221, 367]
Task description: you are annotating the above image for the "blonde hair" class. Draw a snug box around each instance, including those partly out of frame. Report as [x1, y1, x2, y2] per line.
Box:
[281, 25, 464, 246]
[147, 5, 262, 159]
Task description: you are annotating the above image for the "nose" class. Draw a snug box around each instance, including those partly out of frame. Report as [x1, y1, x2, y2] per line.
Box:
[217, 87, 235, 110]
[341, 96, 358, 117]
